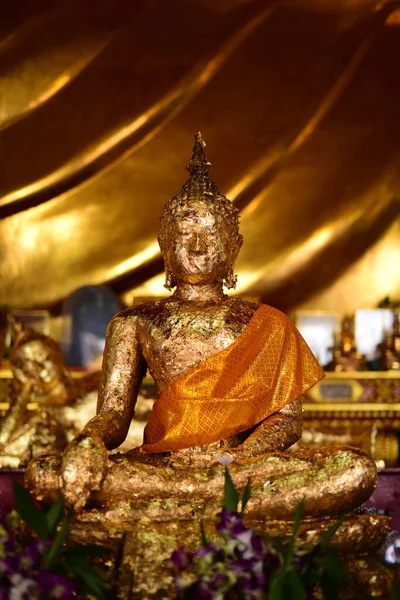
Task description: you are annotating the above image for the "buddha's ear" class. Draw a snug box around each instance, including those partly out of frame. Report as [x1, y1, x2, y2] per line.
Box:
[231, 232, 243, 262]
[223, 232, 242, 290]
[237, 233, 244, 253]
[164, 268, 177, 291]
[161, 250, 177, 291]
[158, 226, 177, 290]
[224, 263, 238, 290]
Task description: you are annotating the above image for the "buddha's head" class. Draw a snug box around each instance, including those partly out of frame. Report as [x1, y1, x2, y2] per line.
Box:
[158, 133, 243, 291]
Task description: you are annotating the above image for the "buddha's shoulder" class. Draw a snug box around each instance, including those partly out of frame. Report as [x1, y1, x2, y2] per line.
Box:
[108, 301, 164, 326]
[225, 296, 258, 320]
[228, 298, 294, 329]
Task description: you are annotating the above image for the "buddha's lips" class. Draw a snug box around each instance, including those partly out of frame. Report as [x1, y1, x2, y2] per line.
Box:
[184, 256, 213, 271]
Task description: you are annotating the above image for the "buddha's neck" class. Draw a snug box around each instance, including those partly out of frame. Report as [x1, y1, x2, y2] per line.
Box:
[173, 281, 225, 303]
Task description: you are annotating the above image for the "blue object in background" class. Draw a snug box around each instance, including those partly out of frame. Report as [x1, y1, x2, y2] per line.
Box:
[61, 285, 122, 368]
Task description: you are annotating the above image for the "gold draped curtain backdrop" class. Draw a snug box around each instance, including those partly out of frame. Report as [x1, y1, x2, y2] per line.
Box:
[0, 0, 399, 315]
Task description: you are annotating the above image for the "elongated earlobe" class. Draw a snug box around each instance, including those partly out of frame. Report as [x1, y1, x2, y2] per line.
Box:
[223, 263, 238, 290]
[164, 267, 177, 291]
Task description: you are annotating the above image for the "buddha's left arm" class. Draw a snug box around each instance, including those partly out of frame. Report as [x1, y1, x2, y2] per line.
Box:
[175, 398, 303, 467]
[236, 397, 303, 457]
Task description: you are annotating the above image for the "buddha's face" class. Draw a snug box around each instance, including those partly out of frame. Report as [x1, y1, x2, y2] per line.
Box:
[165, 200, 232, 285]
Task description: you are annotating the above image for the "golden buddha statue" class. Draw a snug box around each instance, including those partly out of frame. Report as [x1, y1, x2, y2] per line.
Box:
[325, 316, 367, 372]
[26, 133, 377, 525]
[0, 316, 99, 467]
[384, 312, 400, 370]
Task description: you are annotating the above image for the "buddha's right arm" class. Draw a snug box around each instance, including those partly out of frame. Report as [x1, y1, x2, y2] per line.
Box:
[60, 312, 146, 509]
[80, 311, 147, 450]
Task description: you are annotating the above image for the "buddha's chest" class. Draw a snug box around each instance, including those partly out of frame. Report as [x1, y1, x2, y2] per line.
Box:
[139, 306, 249, 390]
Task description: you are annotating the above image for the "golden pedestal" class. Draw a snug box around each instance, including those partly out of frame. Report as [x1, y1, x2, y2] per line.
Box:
[67, 510, 391, 599]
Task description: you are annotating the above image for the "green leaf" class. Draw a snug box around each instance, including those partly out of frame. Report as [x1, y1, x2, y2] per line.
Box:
[320, 548, 347, 583]
[200, 522, 209, 546]
[300, 558, 320, 591]
[223, 468, 239, 513]
[287, 569, 306, 600]
[43, 509, 73, 569]
[268, 571, 287, 600]
[13, 481, 48, 540]
[45, 497, 64, 537]
[320, 570, 339, 600]
[66, 555, 116, 600]
[240, 477, 251, 515]
[317, 546, 347, 600]
[284, 501, 304, 568]
[292, 501, 304, 539]
[270, 569, 306, 600]
[319, 514, 347, 546]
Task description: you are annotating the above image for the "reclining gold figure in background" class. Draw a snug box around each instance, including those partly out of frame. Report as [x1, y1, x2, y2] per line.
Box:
[26, 133, 378, 527]
[0, 316, 99, 467]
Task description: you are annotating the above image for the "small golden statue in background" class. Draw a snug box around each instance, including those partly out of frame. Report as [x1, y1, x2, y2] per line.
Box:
[325, 315, 367, 372]
[384, 312, 400, 370]
[0, 316, 99, 467]
[26, 133, 378, 528]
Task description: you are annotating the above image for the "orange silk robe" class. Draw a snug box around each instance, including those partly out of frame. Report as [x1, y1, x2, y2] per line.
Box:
[138, 304, 325, 454]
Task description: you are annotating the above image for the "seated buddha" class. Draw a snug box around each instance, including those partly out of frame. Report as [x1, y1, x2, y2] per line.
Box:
[26, 133, 377, 524]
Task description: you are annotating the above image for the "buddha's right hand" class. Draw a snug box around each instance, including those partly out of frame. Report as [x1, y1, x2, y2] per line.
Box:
[61, 433, 109, 511]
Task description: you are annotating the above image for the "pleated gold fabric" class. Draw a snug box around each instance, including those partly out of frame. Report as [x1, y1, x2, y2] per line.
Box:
[138, 304, 325, 454]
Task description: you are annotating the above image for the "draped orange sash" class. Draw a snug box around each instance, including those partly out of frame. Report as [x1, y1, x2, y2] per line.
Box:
[137, 304, 325, 454]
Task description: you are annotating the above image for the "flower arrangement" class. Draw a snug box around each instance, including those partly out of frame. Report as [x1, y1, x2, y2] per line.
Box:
[172, 468, 400, 600]
[0, 482, 115, 600]
[385, 537, 400, 600]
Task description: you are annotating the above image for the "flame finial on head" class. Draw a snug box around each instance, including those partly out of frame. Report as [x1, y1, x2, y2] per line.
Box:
[186, 132, 211, 177]
[161, 131, 240, 217]
[172, 132, 222, 203]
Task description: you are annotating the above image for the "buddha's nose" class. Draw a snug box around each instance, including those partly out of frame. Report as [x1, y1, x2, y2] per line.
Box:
[190, 233, 207, 254]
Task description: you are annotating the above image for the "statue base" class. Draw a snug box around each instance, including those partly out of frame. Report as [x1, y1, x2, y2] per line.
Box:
[68, 511, 392, 599]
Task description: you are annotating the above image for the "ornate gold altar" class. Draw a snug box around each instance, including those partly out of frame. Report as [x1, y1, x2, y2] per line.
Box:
[300, 371, 400, 466]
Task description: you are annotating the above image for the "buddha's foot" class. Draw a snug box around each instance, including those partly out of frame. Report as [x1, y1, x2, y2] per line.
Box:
[246, 513, 391, 555]
[26, 446, 376, 521]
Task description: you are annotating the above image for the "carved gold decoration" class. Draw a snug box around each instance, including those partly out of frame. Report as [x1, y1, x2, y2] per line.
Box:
[305, 370, 400, 405]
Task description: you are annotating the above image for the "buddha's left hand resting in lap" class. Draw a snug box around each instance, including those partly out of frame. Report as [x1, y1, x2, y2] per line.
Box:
[26, 134, 377, 518]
